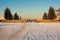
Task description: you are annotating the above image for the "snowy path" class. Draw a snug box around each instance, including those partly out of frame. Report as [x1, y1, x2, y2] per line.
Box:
[0, 23, 60, 40]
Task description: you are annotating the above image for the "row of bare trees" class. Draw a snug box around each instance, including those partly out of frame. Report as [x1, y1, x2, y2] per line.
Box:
[4, 8, 22, 20]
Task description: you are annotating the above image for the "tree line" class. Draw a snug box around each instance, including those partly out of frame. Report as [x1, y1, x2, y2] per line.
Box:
[43, 7, 57, 20]
[4, 8, 22, 20]
[4, 7, 57, 20]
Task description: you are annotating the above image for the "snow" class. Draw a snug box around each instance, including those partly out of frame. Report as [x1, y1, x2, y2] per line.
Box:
[0, 23, 60, 40]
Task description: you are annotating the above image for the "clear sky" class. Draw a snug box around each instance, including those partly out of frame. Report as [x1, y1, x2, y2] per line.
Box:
[0, 0, 60, 18]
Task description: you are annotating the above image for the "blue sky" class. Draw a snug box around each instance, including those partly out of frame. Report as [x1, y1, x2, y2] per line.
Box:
[0, 0, 60, 18]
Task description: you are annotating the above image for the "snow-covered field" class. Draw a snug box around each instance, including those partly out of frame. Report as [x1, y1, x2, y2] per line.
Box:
[0, 23, 60, 40]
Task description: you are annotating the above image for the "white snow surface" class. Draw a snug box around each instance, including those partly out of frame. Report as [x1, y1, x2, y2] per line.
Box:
[0, 23, 60, 40]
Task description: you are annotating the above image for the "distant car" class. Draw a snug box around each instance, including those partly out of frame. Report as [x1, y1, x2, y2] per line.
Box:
[26, 19, 37, 23]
